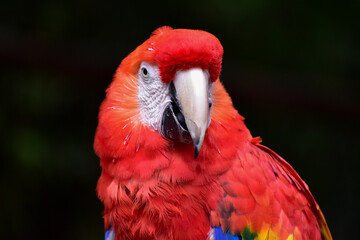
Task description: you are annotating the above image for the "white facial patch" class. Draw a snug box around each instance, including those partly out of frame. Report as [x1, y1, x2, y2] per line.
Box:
[138, 62, 171, 131]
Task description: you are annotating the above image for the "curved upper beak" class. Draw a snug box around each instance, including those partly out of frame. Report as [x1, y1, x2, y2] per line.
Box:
[173, 68, 211, 158]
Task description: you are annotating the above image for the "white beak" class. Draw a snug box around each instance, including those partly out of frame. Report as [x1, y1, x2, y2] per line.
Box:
[173, 68, 211, 158]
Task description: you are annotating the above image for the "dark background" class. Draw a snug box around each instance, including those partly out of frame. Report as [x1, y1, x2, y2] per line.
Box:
[1, 0, 359, 239]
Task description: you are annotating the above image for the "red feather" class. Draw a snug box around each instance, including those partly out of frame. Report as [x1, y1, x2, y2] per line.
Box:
[211, 141, 332, 239]
[94, 27, 332, 240]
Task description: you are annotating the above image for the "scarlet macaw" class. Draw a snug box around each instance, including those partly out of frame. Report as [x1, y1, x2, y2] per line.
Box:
[94, 26, 332, 240]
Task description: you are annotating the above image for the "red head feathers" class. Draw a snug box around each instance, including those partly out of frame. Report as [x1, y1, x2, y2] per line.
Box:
[120, 26, 224, 83]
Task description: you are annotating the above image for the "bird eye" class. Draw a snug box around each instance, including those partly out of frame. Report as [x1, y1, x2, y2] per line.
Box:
[141, 67, 149, 78]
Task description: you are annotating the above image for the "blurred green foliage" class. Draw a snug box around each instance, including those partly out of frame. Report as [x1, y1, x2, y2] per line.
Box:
[0, 0, 359, 239]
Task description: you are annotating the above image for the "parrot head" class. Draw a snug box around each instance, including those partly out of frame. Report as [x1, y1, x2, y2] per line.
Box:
[96, 26, 225, 159]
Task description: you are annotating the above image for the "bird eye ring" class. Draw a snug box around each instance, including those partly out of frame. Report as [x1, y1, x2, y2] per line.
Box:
[141, 67, 149, 78]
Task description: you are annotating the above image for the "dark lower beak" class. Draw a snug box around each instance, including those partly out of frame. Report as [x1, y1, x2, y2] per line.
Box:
[161, 94, 192, 144]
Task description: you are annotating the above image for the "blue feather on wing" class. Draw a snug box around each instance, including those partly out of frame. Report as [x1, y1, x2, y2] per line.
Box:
[214, 226, 242, 240]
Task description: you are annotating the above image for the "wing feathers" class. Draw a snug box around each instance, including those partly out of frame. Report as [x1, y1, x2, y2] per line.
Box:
[211, 142, 332, 240]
